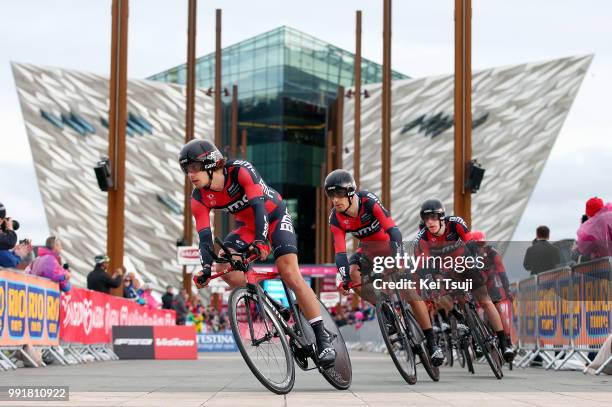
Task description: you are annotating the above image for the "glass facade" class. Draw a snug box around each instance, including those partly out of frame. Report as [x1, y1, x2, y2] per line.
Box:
[149, 26, 408, 262]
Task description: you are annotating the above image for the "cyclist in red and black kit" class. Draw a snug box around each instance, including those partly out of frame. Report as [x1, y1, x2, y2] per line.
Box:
[414, 198, 514, 362]
[325, 170, 444, 366]
[179, 139, 336, 368]
[467, 230, 514, 350]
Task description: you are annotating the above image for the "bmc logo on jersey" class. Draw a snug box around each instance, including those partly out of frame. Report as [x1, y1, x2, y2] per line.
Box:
[279, 208, 294, 233]
[258, 179, 275, 199]
[448, 216, 467, 229]
[353, 219, 380, 237]
[366, 192, 388, 212]
[226, 194, 249, 213]
[234, 160, 256, 173]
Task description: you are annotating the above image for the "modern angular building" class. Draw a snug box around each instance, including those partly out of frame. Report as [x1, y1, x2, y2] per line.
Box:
[13, 26, 591, 290]
[149, 26, 408, 262]
[342, 55, 592, 244]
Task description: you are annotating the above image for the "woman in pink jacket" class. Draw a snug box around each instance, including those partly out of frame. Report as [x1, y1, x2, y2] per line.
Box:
[28, 236, 71, 292]
[577, 197, 612, 260]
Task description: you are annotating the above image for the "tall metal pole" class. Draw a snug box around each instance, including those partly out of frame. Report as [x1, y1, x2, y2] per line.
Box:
[214, 8, 223, 237]
[230, 85, 238, 158]
[454, 0, 472, 226]
[240, 128, 247, 159]
[229, 84, 238, 230]
[107, 0, 129, 295]
[182, 0, 197, 295]
[381, 0, 392, 210]
[354, 10, 362, 189]
[335, 86, 344, 170]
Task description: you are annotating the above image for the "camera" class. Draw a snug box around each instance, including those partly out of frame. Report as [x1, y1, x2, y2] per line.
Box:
[1, 218, 19, 231]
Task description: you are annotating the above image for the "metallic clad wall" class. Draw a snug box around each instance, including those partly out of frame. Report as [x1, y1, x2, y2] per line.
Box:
[342, 55, 591, 243]
[12, 63, 214, 290]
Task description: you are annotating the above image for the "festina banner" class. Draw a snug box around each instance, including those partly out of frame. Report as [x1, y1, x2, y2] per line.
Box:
[197, 332, 238, 352]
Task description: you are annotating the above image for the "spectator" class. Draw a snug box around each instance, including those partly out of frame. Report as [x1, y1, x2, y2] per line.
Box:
[0, 202, 17, 251]
[87, 255, 123, 294]
[27, 236, 71, 292]
[173, 288, 189, 325]
[577, 197, 612, 259]
[138, 283, 160, 310]
[161, 286, 174, 310]
[0, 239, 31, 268]
[523, 226, 561, 275]
[123, 271, 140, 299]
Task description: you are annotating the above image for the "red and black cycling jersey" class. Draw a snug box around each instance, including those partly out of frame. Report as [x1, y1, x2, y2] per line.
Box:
[480, 245, 511, 302]
[413, 216, 470, 260]
[329, 191, 402, 278]
[191, 159, 283, 267]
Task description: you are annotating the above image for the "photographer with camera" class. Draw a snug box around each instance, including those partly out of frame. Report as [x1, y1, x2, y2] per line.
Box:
[0, 202, 32, 269]
[0, 202, 18, 250]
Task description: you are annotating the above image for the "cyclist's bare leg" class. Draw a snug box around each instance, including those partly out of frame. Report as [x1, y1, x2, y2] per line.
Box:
[495, 302, 511, 335]
[275, 253, 320, 320]
[350, 264, 377, 305]
[473, 286, 503, 332]
[408, 298, 432, 330]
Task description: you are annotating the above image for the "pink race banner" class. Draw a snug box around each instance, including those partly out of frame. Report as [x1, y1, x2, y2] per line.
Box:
[60, 287, 175, 344]
[253, 265, 336, 277]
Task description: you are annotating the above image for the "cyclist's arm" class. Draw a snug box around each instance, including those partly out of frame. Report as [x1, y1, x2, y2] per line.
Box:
[371, 201, 402, 252]
[192, 197, 214, 268]
[452, 216, 470, 240]
[237, 167, 268, 242]
[330, 219, 350, 280]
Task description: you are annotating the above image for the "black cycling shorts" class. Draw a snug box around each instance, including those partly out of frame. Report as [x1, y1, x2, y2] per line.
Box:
[223, 201, 298, 259]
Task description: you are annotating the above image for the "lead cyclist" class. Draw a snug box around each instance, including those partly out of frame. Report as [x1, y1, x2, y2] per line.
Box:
[181, 138, 336, 368]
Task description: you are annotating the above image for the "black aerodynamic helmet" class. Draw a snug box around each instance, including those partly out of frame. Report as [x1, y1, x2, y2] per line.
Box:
[324, 169, 356, 198]
[178, 139, 225, 174]
[420, 198, 445, 221]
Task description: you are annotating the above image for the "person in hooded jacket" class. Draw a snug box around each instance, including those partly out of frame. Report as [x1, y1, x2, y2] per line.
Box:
[27, 236, 71, 292]
[577, 197, 612, 259]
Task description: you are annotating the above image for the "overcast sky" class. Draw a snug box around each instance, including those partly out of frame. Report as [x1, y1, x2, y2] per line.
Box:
[1, 0, 610, 245]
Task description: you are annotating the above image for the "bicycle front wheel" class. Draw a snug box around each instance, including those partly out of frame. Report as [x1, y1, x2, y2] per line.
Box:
[466, 308, 503, 379]
[229, 287, 295, 394]
[376, 300, 417, 384]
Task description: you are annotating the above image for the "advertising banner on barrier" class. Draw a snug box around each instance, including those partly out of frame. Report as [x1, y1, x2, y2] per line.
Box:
[509, 282, 519, 346]
[518, 276, 537, 347]
[0, 268, 60, 347]
[61, 287, 176, 344]
[536, 267, 571, 348]
[154, 325, 197, 359]
[112, 325, 197, 359]
[573, 258, 612, 349]
[197, 332, 238, 352]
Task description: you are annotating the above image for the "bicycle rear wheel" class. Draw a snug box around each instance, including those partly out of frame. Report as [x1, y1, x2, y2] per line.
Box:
[229, 287, 295, 394]
[376, 300, 417, 384]
[403, 308, 439, 382]
[466, 308, 503, 379]
[297, 298, 352, 390]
